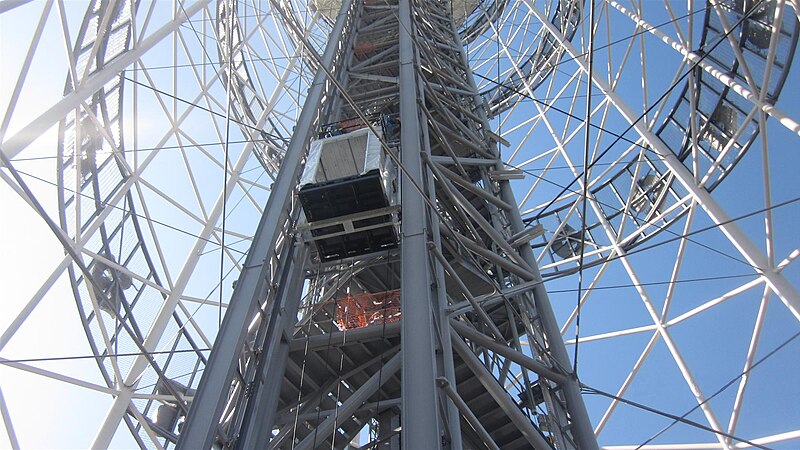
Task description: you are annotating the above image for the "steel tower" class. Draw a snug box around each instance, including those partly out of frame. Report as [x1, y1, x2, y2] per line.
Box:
[1, 0, 799, 449]
[177, 0, 597, 447]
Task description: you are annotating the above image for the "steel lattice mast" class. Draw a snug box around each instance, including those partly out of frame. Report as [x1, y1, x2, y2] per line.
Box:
[179, 0, 598, 447]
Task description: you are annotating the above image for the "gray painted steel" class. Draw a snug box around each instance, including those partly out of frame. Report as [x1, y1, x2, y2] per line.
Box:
[398, 0, 443, 448]
[178, 0, 599, 448]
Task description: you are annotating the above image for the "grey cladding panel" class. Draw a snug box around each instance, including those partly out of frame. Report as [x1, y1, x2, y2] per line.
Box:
[318, 134, 368, 181]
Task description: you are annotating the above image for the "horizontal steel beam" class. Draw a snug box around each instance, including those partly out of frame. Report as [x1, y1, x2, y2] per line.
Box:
[274, 398, 401, 425]
[288, 321, 401, 352]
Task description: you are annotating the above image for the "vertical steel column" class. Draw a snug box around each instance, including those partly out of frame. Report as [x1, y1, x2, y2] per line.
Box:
[176, 1, 353, 447]
[234, 244, 309, 449]
[417, 12, 462, 446]
[398, 0, 442, 448]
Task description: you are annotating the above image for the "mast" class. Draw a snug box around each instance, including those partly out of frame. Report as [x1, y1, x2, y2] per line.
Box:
[179, 1, 598, 448]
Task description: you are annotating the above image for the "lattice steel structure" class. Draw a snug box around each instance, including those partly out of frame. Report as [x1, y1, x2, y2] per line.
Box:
[1, 0, 799, 449]
[176, 0, 598, 447]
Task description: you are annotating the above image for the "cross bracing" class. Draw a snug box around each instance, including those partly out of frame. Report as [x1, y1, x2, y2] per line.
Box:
[0, 0, 799, 449]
